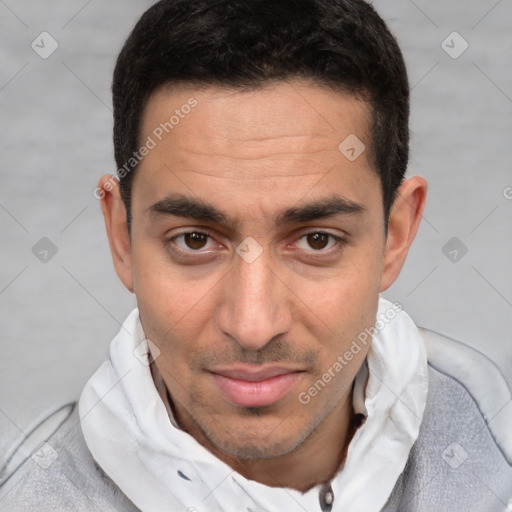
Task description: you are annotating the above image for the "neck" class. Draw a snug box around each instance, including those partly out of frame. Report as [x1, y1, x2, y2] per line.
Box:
[221, 393, 358, 491]
[152, 363, 360, 491]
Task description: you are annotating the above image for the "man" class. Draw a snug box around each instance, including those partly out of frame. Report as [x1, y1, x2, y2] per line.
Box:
[1, 0, 511, 510]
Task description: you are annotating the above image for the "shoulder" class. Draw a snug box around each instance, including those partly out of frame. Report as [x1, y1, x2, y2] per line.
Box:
[419, 327, 512, 466]
[384, 328, 512, 511]
[0, 403, 139, 512]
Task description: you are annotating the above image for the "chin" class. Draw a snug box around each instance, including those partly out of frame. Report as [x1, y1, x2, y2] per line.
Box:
[210, 432, 303, 460]
[196, 413, 312, 460]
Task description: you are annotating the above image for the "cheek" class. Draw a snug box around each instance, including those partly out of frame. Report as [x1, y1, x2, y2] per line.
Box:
[131, 248, 198, 365]
[132, 240, 212, 321]
[311, 247, 381, 314]
[136, 281, 205, 408]
[302, 248, 382, 364]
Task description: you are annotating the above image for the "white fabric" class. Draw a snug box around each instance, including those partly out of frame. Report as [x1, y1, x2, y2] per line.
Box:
[79, 297, 428, 512]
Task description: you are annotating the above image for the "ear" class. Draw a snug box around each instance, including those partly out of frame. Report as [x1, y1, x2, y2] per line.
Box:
[97, 175, 134, 293]
[380, 176, 428, 292]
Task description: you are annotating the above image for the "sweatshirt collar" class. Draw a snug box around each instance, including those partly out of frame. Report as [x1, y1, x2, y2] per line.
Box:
[79, 297, 428, 512]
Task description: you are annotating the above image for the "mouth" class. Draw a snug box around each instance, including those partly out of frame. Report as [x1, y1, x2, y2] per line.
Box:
[208, 365, 304, 408]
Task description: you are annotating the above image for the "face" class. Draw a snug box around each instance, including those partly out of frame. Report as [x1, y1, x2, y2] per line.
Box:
[101, 80, 426, 462]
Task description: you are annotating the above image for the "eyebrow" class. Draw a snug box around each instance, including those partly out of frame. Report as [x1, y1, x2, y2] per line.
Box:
[147, 193, 365, 229]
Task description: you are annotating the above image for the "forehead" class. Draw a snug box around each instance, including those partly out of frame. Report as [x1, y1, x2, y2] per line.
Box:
[132, 80, 380, 223]
[140, 80, 370, 155]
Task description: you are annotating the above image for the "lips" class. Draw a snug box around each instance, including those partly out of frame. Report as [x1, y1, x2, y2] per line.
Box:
[209, 365, 303, 408]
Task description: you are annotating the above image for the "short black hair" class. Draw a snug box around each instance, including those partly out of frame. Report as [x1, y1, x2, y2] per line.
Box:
[112, 0, 409, 224]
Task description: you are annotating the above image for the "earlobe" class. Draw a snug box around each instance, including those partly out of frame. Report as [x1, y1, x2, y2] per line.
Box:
[379, 176, 428, 292]
[97, 175, 135, 293]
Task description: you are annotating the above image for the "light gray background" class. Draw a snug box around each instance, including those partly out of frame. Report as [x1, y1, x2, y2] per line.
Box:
[1, 0, 511, 462]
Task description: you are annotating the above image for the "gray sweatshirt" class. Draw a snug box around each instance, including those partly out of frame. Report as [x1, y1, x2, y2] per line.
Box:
[1, 331, 512, 511]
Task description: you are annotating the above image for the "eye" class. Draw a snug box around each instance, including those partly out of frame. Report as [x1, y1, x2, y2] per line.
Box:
[296, 232, 344, 252]
[170, 231, 215, 252]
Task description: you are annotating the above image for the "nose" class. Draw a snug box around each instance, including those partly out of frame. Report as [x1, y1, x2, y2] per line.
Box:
[216, 247, 292, 351]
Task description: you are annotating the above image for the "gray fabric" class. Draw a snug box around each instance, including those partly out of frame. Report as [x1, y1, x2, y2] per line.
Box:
[1, 365, 511, 511]
[0, 405, 139, 512]
[382, 367, 512, 511]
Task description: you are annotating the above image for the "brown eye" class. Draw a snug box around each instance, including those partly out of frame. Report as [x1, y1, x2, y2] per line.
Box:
[184, 232, 208, 250]
[306, 233, 329, 250]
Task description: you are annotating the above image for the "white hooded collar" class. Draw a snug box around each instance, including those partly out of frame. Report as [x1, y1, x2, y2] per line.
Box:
[79, 297, 428, 512]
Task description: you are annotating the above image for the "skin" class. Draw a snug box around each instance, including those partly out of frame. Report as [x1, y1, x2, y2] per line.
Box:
[98, 79, 427, 492]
